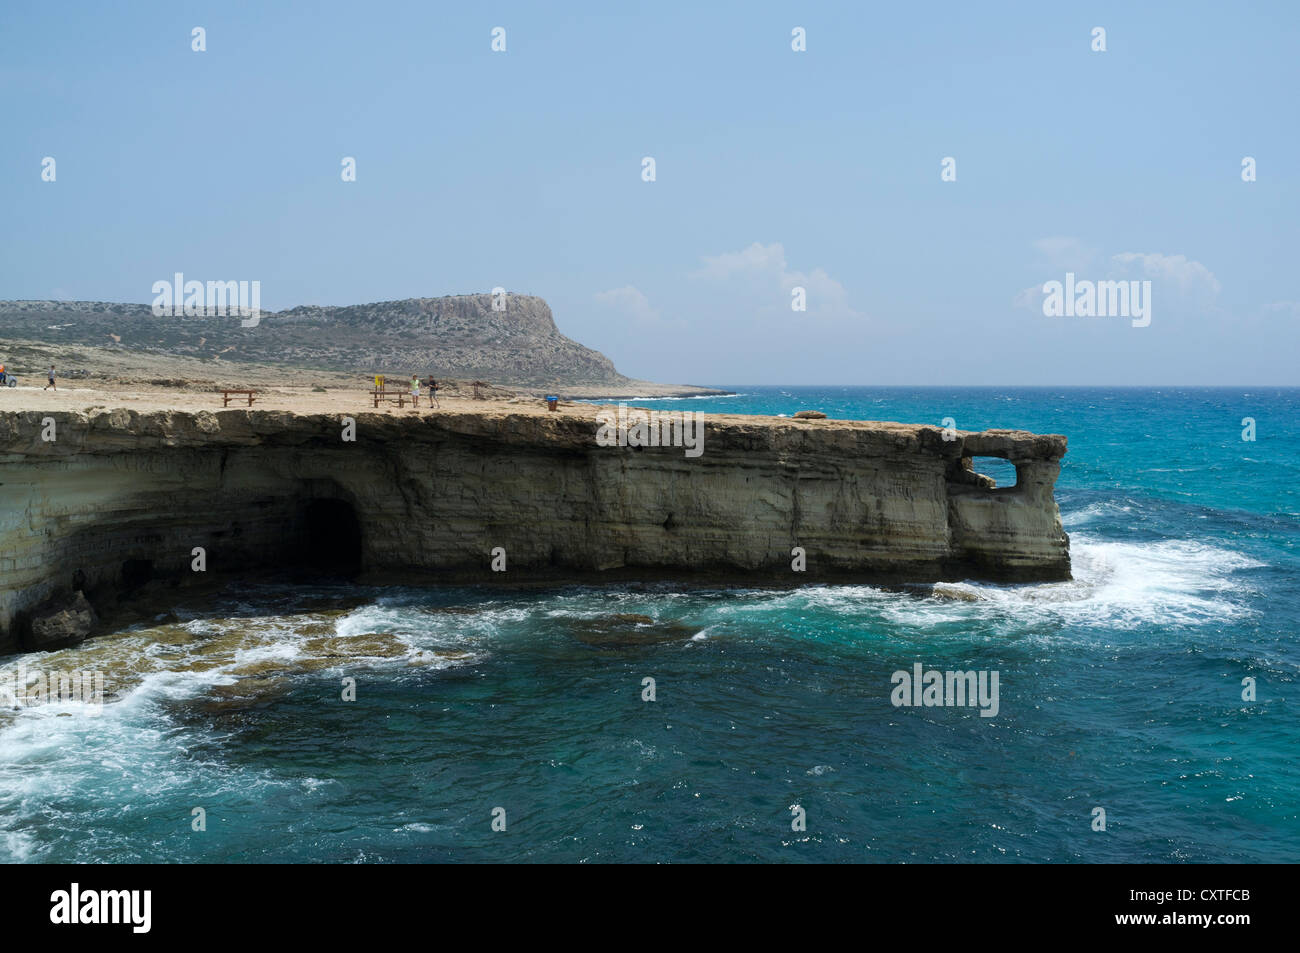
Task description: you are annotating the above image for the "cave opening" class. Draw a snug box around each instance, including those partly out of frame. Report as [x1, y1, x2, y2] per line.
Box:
[300, 499, 363, 576]
[969, 456, 1019, 488]
[121, 558, 154, 591]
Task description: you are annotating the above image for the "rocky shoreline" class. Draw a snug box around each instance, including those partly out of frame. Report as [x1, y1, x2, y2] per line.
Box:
[0, 403, 1069, 654]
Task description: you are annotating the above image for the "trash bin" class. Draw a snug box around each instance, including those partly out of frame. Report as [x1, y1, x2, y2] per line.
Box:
[545, 395, 559, 411]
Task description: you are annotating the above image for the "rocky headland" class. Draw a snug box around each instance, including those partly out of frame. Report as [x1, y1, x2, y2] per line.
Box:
[0, 404, 1070, 654]
[0, 294, 728, 397]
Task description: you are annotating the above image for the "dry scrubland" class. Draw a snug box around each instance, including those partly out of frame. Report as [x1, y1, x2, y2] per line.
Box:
[0, 295, 727, 398]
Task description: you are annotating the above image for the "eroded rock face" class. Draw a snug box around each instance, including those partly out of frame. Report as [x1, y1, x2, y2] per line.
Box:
[25, 591, 97, 651]
[0, 408, 1070, 653]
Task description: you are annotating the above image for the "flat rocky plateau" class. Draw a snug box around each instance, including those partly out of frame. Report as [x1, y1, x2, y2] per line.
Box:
[0, 386, 1070, 654]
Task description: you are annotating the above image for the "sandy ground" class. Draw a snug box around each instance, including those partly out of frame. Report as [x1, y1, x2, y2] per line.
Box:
[0, 337, 748, 422]
[0, 337, 728, 406]
[0, 337, 719, 420]
[0, 380, 938, 439]
[0, 339, 868, 428]
[0, 380, 585, 420]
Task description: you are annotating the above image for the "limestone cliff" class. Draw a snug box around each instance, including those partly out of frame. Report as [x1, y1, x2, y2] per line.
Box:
[0, 407, 1070, 653]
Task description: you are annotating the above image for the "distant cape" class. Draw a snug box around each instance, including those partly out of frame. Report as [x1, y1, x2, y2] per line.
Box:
[0, 293, 629, 389]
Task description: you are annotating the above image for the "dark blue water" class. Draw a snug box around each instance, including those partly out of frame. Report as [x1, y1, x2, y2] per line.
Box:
[2, 387, 1297, 862]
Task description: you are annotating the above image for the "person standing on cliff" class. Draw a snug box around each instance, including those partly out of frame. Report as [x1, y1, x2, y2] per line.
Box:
[44, 365, 56, 390]
[426, 376, 439, 409]
[410, 374, 420, 407]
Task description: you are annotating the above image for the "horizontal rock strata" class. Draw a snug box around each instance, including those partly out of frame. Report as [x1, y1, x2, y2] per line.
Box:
[0, 408, 1069, 653]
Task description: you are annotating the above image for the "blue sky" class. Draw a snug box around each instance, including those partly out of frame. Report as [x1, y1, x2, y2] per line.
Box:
[2, 1, 1297, 385]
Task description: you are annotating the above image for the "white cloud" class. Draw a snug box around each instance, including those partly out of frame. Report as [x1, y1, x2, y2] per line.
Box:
[1012, 284, 1044, 312]
[595, 284, 656, 320]
[693, 242, 791, 282]
[1111, 252, 1221, 297]
[1033, 236, 1096, 271]
[691, 242, 861, 321]
[594, 284, 683, 328]
[1016, 241, 1222, 313]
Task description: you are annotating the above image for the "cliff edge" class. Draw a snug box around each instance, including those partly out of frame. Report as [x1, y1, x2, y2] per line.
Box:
[0, 406, 1070, 653]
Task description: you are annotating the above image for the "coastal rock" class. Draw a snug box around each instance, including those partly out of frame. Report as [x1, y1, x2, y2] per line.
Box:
[793, 410, 827, 419]
[567, 615, 696, 648]
[929, 583, 982, 602]
[0, 407, 1070, 653]
[24, 591, 97, 651]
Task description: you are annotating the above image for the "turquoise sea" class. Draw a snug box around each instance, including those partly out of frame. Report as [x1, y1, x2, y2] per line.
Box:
[2, 387, 1297, 863]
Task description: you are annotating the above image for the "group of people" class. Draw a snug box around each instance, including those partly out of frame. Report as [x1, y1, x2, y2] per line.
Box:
[0, 363, 56, 389]
[410, 374, 439, 407]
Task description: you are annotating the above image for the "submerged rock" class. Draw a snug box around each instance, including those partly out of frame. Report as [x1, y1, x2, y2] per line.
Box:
[929, 583, 982, 602]
[300, 632, 409, 661]
[567, 614, 696, 648]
